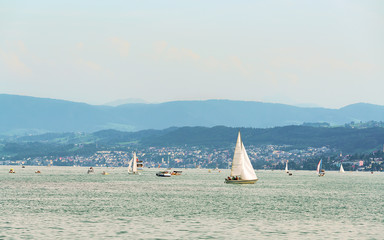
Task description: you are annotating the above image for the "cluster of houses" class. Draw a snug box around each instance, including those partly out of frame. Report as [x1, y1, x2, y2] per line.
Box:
[1, 144, 360, 170]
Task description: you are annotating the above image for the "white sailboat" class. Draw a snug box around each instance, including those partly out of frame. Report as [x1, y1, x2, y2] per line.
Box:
[285, 160, 289, 173]
[225, 131, 258, 184]
[339, 163, 345, 173]
[128, 152, 140, 175]
[285, 160, 292, 175]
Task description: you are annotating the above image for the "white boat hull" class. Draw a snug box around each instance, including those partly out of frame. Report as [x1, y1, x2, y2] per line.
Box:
[156, 174, 171, 177]
[156, 171, 171, 177]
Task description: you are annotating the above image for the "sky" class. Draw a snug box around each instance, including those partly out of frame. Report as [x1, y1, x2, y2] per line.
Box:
[0, 0, 383, 108]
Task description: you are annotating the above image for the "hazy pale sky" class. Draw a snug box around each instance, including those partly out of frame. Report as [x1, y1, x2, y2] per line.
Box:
[0, 0, 383, 108]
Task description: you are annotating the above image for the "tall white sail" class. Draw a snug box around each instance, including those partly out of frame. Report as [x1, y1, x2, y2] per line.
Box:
[339, 163, 345, 173]
[132, 152, 138, 173]
[240, 143, 257, 180]
[285, 160, 289, 173]
[230, 132, 244, 177]
[128, 158, 133, 172]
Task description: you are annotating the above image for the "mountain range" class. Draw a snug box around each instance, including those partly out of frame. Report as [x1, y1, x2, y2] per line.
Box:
[1, 94, 384, 135]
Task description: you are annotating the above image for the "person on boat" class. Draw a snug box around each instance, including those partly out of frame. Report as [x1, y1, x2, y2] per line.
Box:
[227, 176, 231, 181]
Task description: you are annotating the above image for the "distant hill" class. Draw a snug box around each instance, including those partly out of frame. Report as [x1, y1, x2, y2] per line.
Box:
[139, 126, 384, 153]
[1, 94, 384, 135]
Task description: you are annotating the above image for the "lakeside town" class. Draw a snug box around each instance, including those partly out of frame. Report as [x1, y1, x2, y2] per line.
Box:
[2, 144, 383, 172]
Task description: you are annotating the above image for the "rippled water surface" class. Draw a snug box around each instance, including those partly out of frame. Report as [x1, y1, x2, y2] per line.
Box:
[1, 166, 383, 239]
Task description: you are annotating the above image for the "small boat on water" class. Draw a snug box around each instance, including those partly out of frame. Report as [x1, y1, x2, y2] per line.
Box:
[87, 167, 95, 174]
[317, 159, 325, 177]
[35, 170, 41, 174]
[9, 168, 15, 173]
[101, 171, 109, 175]
[225, 131, 258, 184]
[156, 171, 171, 177]
[209, 168, 221, 173]
[171, 170, 182, 175]
[339, 163, 345, 173]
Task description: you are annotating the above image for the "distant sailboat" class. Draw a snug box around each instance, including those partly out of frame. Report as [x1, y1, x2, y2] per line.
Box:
[285, 160, 289, 173]
[285, 160, 293, 175]
[317, 159, 325, 177]
[339, 163, 345, 173]
[225, 131, 258, 184]
[128, 152, 140, 175]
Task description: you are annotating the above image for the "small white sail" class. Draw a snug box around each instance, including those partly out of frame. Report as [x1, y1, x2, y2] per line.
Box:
[132, 152, 138, 173]
[240, 143, 257, 180]
[339, 163, 345, 173]
[230, 132, 244, 177]
[316, 160, 321, 174]
[285, 160, 289, 173]
[127, 158, 133, 173]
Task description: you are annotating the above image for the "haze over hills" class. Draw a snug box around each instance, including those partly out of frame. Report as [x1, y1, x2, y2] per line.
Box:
[1, 94, 384, 135]
[104, 98, 148, 106]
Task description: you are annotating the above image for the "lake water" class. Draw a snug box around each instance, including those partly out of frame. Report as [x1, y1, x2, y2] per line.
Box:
[1, 166, 383, 239]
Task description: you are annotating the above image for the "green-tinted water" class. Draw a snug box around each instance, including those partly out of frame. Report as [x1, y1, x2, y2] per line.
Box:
[1, 166, 383, 239]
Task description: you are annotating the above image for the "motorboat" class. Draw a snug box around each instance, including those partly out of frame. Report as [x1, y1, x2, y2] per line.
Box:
[156, 171, 171, 177]
[171, 171, 182, 175]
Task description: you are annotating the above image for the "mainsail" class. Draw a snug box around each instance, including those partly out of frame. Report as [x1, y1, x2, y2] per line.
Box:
[128, 152, 138, 174]
[339, 163, 345, 173]
[128, 158, 133, 172]
[230, 132, 244, 177]
[132, 152, 138, 173]
[285, 160, 289, 173]
[316, 159, 322, 174]
[230, 132, 257, 180]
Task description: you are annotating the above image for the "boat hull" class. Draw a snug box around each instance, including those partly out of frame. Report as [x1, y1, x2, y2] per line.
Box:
[156, 174, 171, 177]
[224, 179, 258, 184]
[156, 171, 171, 177]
